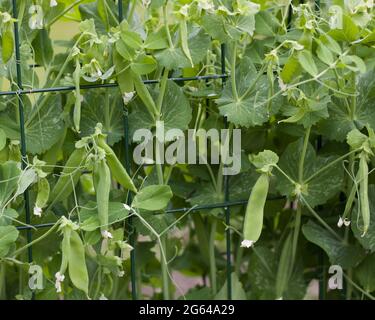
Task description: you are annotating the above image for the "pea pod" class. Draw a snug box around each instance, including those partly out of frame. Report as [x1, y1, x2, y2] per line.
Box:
[93, 159, 111, 232]
[73, 59, 82, 133]
[50, 147, 86, 205]
[359, 153, 370, 236]
[180, 19, 193, 67]
[242, 173, 269, 245]
[131, 71, 158, 118]
[68, 230, 89, 295]
[275, 233, 293, 299]
[97, 136, 137, 193]
[2, 25, 14, 63]
[35, 177, 50, 209]
[59, 228, 71, 275]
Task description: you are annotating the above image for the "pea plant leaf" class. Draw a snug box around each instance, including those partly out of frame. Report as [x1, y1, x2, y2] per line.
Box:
[0, 161, 21, 210]
[352, 185, 375, 252]
[80, 89, 124, 146]
[0, 225, 19, 258]
[302, 220, 365, 269]
[276, 139, 344, 207]
[132, 185, 173, 211]
[217, 57, 270, 128]
[318, 72, 375, 141]
[129, 80, 192, 135]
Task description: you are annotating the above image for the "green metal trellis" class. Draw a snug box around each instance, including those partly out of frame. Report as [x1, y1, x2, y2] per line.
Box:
[6, 0, 325, 301]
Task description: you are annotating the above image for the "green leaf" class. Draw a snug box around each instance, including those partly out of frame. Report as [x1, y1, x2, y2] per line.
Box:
[144, 29, 169, 50]
[0, 208, 18, 226]
[316, 41, 333, 65]
[26, 95, 65, 154]
[80, 89, 124, 146]
[319, 72, 375, 141]
[346, 129, 368, 150]
[215, 273, 246, 300]
[155, 47, 190, 69]
[32, 29, 53, 67]
[276, 139, 344, 207]
[130, 54, 157, 75]
[80, 202, 130, 231]
[352, 185, 375, 252]
[14, 168, 37, 198]
[355, 253, 375, 293]
[68, 230, 89, 294]
[251, 150, 279, 173]
[132, 185, 173, 211]
[201, 14, 228, 43]
[217, 57, 270, 127]
[302, 220, 365, 269]
[298, 50, 318, 77]
[0, 225, 19, 258]
[129, 80, 192, 135]
[281, 54, 301, 83]
[0, 161, 21, 210]
[329, 15, 359, 42]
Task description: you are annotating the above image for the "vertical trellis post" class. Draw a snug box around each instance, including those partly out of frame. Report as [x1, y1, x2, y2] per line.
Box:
[221, 43, 232, 300]
[12, 0, 33, 270]
[118, 0, 137, 300]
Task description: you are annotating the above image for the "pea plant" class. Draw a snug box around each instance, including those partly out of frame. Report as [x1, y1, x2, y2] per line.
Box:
[0, 0, 375, 301]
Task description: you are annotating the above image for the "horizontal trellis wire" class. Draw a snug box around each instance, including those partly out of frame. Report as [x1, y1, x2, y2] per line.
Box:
[5, 0, 325, 301]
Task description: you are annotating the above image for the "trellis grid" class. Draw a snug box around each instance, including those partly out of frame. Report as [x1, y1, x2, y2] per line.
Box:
[4, 0, 326, 301]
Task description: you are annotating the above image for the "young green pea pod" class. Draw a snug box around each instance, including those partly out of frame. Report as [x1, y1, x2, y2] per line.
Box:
[241, 173, 269, 248]
[34, 177, 50, 217]
[93, 158, 111, 232]
[73, 59, 82, 133]
[57, 228, 89, 295]
[275, 233, 293, 299]
[68, 230, 89, 295]
[50, 147, 87, 205]
[2, 25, 14, 63]
[359, 152, 370, 236]
[180, 19, 193, 67]
[131, 71, 158, 118]
[97, 136, 137, 193]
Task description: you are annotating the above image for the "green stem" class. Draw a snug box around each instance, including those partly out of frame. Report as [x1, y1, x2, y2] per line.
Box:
[163, 4, 174, 49]
[231, 42, 239, 101]
[156, 68, 169, 113]
[160, 235, 170, 300]
[305, 149, 359, 184]
[209, 219, 217, 295]
[343, 272, 375, 300]
[26, 33, 85, 125]
[301, 196, 342, 241]
[299, 126, 311, 183]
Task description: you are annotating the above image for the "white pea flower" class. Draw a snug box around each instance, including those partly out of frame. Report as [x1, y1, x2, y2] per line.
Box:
[1, 12, 12, 23]
[99, 294, 108, 300]
[241, 240, 255, 248]
[344, 219, 351, 227]
[123, 203, 132, 211]
[50, 0, 58, 7]
[33, 206, 42, 217]
[179, 4, 190, 17]
[122, 91, 135, 105]
[142, 0, 151, 8]
[28, 5, 44, 30]
[197, 0, 215, 13]
[117, 270, 125, 277]
[337, 217, 344, 228]
[101, 230, 113, 239]
[236, 0, 260, 16]
[55, 272, 65, 293]
[337, 217, 351, 228]
[278, 77, 287, 92]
